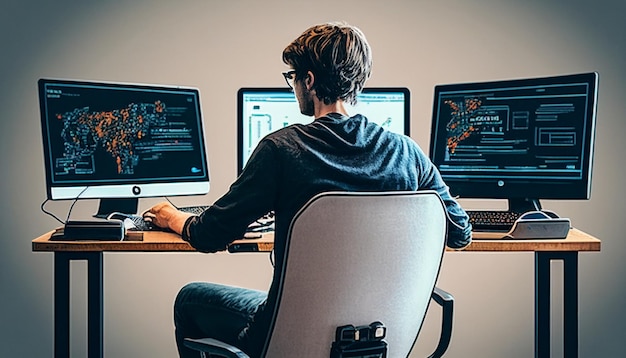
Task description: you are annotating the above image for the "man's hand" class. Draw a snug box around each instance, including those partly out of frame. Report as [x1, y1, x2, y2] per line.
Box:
[143, 202, 194, 235]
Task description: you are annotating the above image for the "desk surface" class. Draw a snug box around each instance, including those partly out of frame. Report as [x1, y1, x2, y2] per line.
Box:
[32, 227, 600, 253]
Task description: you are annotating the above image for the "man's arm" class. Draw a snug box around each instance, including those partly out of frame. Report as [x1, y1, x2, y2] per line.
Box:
[414, 145, 472, 249]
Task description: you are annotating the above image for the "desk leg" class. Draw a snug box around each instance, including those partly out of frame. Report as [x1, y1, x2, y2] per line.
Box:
[88, 252, 104, 358]
[563, 252, 578, 358]
[54, 252, 103, 358]
[535, 251, 578, 358]
[54, 253, 70, 358]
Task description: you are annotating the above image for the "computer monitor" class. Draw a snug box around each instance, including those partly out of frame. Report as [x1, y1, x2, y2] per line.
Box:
[38, 78, 210, 217]
[237, 87, 410, 174]
[428, 72, 598, 212]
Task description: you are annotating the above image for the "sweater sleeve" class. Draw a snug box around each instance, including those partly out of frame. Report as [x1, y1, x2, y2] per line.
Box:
[184, 140, 279, 253]
[414, 145, 472, 249]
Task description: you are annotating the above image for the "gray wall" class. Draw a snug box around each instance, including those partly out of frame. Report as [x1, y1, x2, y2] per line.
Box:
[1, 0, 624, 356]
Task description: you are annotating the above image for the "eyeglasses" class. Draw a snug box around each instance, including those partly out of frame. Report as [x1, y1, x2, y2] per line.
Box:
[282, 70, 297, 89]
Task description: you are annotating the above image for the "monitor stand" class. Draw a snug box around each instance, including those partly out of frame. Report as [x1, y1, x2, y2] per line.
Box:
[507, 198, 542, 214]
[93, 198, 139, 219]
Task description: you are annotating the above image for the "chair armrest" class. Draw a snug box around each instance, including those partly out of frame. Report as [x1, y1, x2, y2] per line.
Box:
[184, 337, 250, 358]
[427, 287, 454, 358]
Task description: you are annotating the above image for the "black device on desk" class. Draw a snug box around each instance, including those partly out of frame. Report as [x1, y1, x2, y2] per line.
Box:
[429, 72, 599, 233]
[51, 220, 125, 241]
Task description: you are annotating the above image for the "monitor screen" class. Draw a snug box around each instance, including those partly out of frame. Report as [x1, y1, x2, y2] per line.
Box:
[429, 72, 598, 212]
[237, 87, 410, 174]
[38, 78, 210, 217]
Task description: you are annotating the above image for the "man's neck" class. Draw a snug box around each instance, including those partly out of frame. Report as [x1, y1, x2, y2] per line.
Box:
[313, 99, 349, 119]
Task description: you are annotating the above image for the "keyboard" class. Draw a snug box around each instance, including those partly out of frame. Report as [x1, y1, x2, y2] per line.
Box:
[178, 205, 211, 215]
[125, 215, 156, 231]
[246, 211, 275, 233]
[467, 210, 522, 232]
[107, 212, 159, 231]
[126, 205, 211, 231]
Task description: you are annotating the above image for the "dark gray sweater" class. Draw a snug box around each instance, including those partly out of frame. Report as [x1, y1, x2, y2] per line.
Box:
[183, 113, 471, 356]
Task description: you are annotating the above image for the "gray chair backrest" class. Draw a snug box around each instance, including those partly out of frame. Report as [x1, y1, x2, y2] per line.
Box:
[262, 190, 448, 357]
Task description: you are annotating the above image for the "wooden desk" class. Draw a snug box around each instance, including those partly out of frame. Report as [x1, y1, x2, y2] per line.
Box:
[33, 230, 196, 252]
[33, 228, 600, 358]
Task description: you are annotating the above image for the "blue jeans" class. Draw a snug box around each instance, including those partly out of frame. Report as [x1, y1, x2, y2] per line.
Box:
[174, 282, 268, 357]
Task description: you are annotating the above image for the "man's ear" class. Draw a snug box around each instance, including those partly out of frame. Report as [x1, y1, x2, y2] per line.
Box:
[305, 71, 315, 90]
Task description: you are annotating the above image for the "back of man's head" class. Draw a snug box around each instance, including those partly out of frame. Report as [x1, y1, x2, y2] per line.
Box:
[282, 22, 372, 106]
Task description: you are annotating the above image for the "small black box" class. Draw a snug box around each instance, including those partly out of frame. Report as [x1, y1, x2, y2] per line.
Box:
[56, 220, 125, 241]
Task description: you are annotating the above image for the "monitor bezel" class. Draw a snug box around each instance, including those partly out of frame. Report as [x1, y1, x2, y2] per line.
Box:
[428, 72, 599, 203]
[236, 87, 411, 175]
[38, 78, 211, 205]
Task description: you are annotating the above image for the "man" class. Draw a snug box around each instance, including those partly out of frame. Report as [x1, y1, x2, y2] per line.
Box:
[144, 21, 472, 357]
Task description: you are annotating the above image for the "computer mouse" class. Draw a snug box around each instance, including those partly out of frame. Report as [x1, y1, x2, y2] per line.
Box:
[519, 211, 551, 220]
[541, 210, 560, 219]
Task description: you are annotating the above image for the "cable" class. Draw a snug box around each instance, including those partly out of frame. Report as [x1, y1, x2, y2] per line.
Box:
[64, 187, 90, 223]
[39, 187, 90, 225]
[164, 196, 180, 209]
[40, 199, 65, 225]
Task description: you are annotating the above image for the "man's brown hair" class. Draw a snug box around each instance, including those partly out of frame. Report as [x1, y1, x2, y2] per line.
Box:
[282, 22, 372, 105]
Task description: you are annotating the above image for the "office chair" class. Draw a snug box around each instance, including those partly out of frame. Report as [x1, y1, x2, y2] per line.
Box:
[185, 190, 454, 357]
